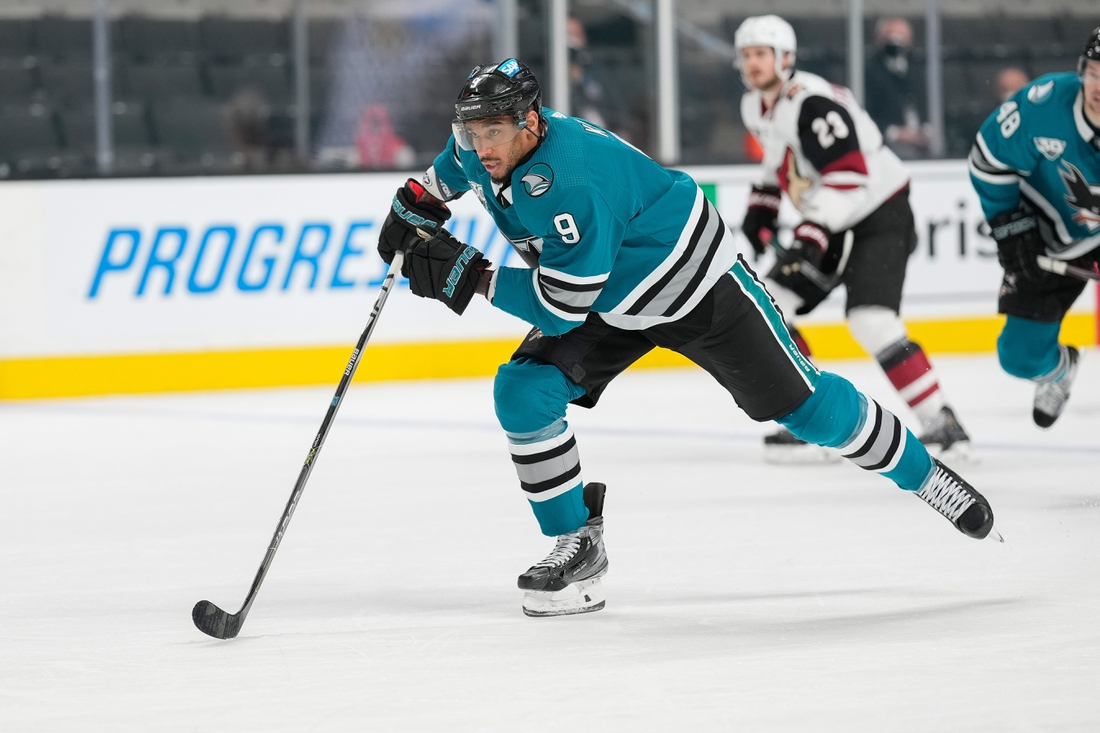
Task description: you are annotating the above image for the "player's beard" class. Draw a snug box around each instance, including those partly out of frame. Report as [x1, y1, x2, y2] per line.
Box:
[751, 69, 782, 95]
[481, 153, 516, 184]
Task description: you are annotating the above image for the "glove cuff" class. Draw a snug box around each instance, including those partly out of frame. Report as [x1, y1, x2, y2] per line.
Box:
[748, 186, 781, 212]
[989, 211, 1037, 242]
[794, 222, 830, 251]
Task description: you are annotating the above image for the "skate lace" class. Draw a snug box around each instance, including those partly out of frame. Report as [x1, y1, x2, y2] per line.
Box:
[917, 467, 973, 522]
[533, 532, 582, 569]
[1034, 381, 1070, 416]
[1035, 347, 1077, 416]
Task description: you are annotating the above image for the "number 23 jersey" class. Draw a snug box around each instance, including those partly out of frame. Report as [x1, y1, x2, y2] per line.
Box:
[741, 70, 910, 233]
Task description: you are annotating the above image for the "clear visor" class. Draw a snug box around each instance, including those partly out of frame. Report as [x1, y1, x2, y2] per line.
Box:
[1081, 58, 1100, 83]
[452, 116, 529, 151]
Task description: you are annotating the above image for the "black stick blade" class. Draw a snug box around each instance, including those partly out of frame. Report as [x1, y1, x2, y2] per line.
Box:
[192, 600, 242, 639]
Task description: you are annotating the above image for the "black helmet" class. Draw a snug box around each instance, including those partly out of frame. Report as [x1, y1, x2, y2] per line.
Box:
[1078, 27, 1100, 76]
[455, 59, 542, 123]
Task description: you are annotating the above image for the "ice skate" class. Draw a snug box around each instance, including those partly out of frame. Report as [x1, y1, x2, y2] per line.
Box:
[918, 406, 974, 463]
[763, 427, 841, 464]
[519, 483, 608, 617]
[916, 459, 997, 540]
[1033, 345, 1079, 428]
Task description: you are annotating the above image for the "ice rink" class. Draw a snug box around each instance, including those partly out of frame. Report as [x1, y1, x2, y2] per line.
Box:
[2, 352, 1098, 731]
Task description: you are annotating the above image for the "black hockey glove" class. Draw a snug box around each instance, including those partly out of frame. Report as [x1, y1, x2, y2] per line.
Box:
[768, 222, 841, 315]
[378, 178, 451, 265]
[404, 228, 490, 315]
[988, 208, 1045, 282]
[740, 185, 781, 258]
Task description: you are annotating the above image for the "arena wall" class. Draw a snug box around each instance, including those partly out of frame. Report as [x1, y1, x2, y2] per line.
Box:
[0, 162, 1095, 399]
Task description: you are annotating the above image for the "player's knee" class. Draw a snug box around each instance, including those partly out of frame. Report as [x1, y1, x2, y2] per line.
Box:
[776, 371, 862, 448]
[493, 359, 574, 434]
[846, 305, 907, 356]
[997, 316, 1061, 379]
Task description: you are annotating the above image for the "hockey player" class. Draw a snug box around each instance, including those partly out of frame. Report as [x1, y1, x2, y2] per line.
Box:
[967, 29, 1100, 427]
[377, 59, 997, 618]
[735, 15, 972, 463]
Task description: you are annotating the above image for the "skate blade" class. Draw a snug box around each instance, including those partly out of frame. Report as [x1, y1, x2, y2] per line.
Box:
[763, 444, 842, 465]
[925, 441, 978, 465]
[522, 578, 606, 618]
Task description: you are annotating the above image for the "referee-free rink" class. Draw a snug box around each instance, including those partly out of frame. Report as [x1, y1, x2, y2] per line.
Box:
[2, 352, 1098, 731]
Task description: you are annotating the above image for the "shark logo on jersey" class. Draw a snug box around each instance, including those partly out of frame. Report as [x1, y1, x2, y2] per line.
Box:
[521, 163, 554, 197]
[1059, 161, 1100, 231]
[508, 233, 545, 253]
[1034, 137, 1066, 161]
[1027, 79, 1055, 105]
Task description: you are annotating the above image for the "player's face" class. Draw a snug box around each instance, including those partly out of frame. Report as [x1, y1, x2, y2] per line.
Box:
[471, 110, 540, 183]
[1083, 60, 1100, 118]
[740, 46, 782, 91]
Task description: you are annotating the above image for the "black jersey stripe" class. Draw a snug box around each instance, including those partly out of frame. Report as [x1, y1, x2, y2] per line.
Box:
[662, 215, 727, 317]
[537, 276, 598, 314]
[968, 141, 1017, 177]
[539, 275, 606, 292]
[624, 202, 710, 316]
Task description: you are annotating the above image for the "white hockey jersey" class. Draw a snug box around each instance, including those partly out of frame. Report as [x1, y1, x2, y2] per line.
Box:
[741, 71, 910, 233]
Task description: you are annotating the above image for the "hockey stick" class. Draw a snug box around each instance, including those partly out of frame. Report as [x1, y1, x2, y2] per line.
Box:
[192, 251, 406, 640]
[1036, 255, 1100, 282]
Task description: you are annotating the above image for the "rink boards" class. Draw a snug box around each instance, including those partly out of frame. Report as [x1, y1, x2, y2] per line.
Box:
[0, 161, 1096, 399]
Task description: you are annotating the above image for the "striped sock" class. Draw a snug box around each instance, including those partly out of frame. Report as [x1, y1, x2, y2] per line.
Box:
[507, 420, 588, 536]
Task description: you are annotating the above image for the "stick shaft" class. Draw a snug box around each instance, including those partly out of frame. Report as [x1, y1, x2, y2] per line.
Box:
[1036, 255, 1100, 282]
[232, 251, 405, 627]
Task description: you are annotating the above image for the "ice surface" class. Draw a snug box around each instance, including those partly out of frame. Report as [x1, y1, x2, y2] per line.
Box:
[2, 354, 1099, 731]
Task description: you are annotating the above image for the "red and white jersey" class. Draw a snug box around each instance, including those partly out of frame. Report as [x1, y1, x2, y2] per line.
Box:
[741, 71, 909, 233]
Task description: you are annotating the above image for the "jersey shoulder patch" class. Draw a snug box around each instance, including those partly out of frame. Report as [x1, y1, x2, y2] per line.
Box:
[1019, 72, 1079, 109]
[520, 162, 555, 197]
[1026, 78, 1056, 105]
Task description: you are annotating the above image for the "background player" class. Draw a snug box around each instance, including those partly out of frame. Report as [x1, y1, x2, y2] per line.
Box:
[735, 15, 972, 463]
[377, 59, 997, 618]
[967, 28, 1100, 427]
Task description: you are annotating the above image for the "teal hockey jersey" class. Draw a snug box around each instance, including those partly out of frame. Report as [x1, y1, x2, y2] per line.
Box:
[424, 110, 738, 335]
[969, 72, 1100, 259]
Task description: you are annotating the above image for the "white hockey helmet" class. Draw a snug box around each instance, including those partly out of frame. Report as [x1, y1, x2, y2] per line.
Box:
[733, 15, 797, 86]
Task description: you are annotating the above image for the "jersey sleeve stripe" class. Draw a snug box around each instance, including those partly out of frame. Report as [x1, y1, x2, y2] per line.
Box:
[539, 274, 605, 293]
[969, 157, 1019, 186]
[531, 269, 592, 321]
[537, 272, 603, 314]
[819, 149, 869, 176]
[974, 131, 1014, 172]
[820, 170, 867, 184]
[537, 266, 609, 286]
[968, 142, 1017, 177]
